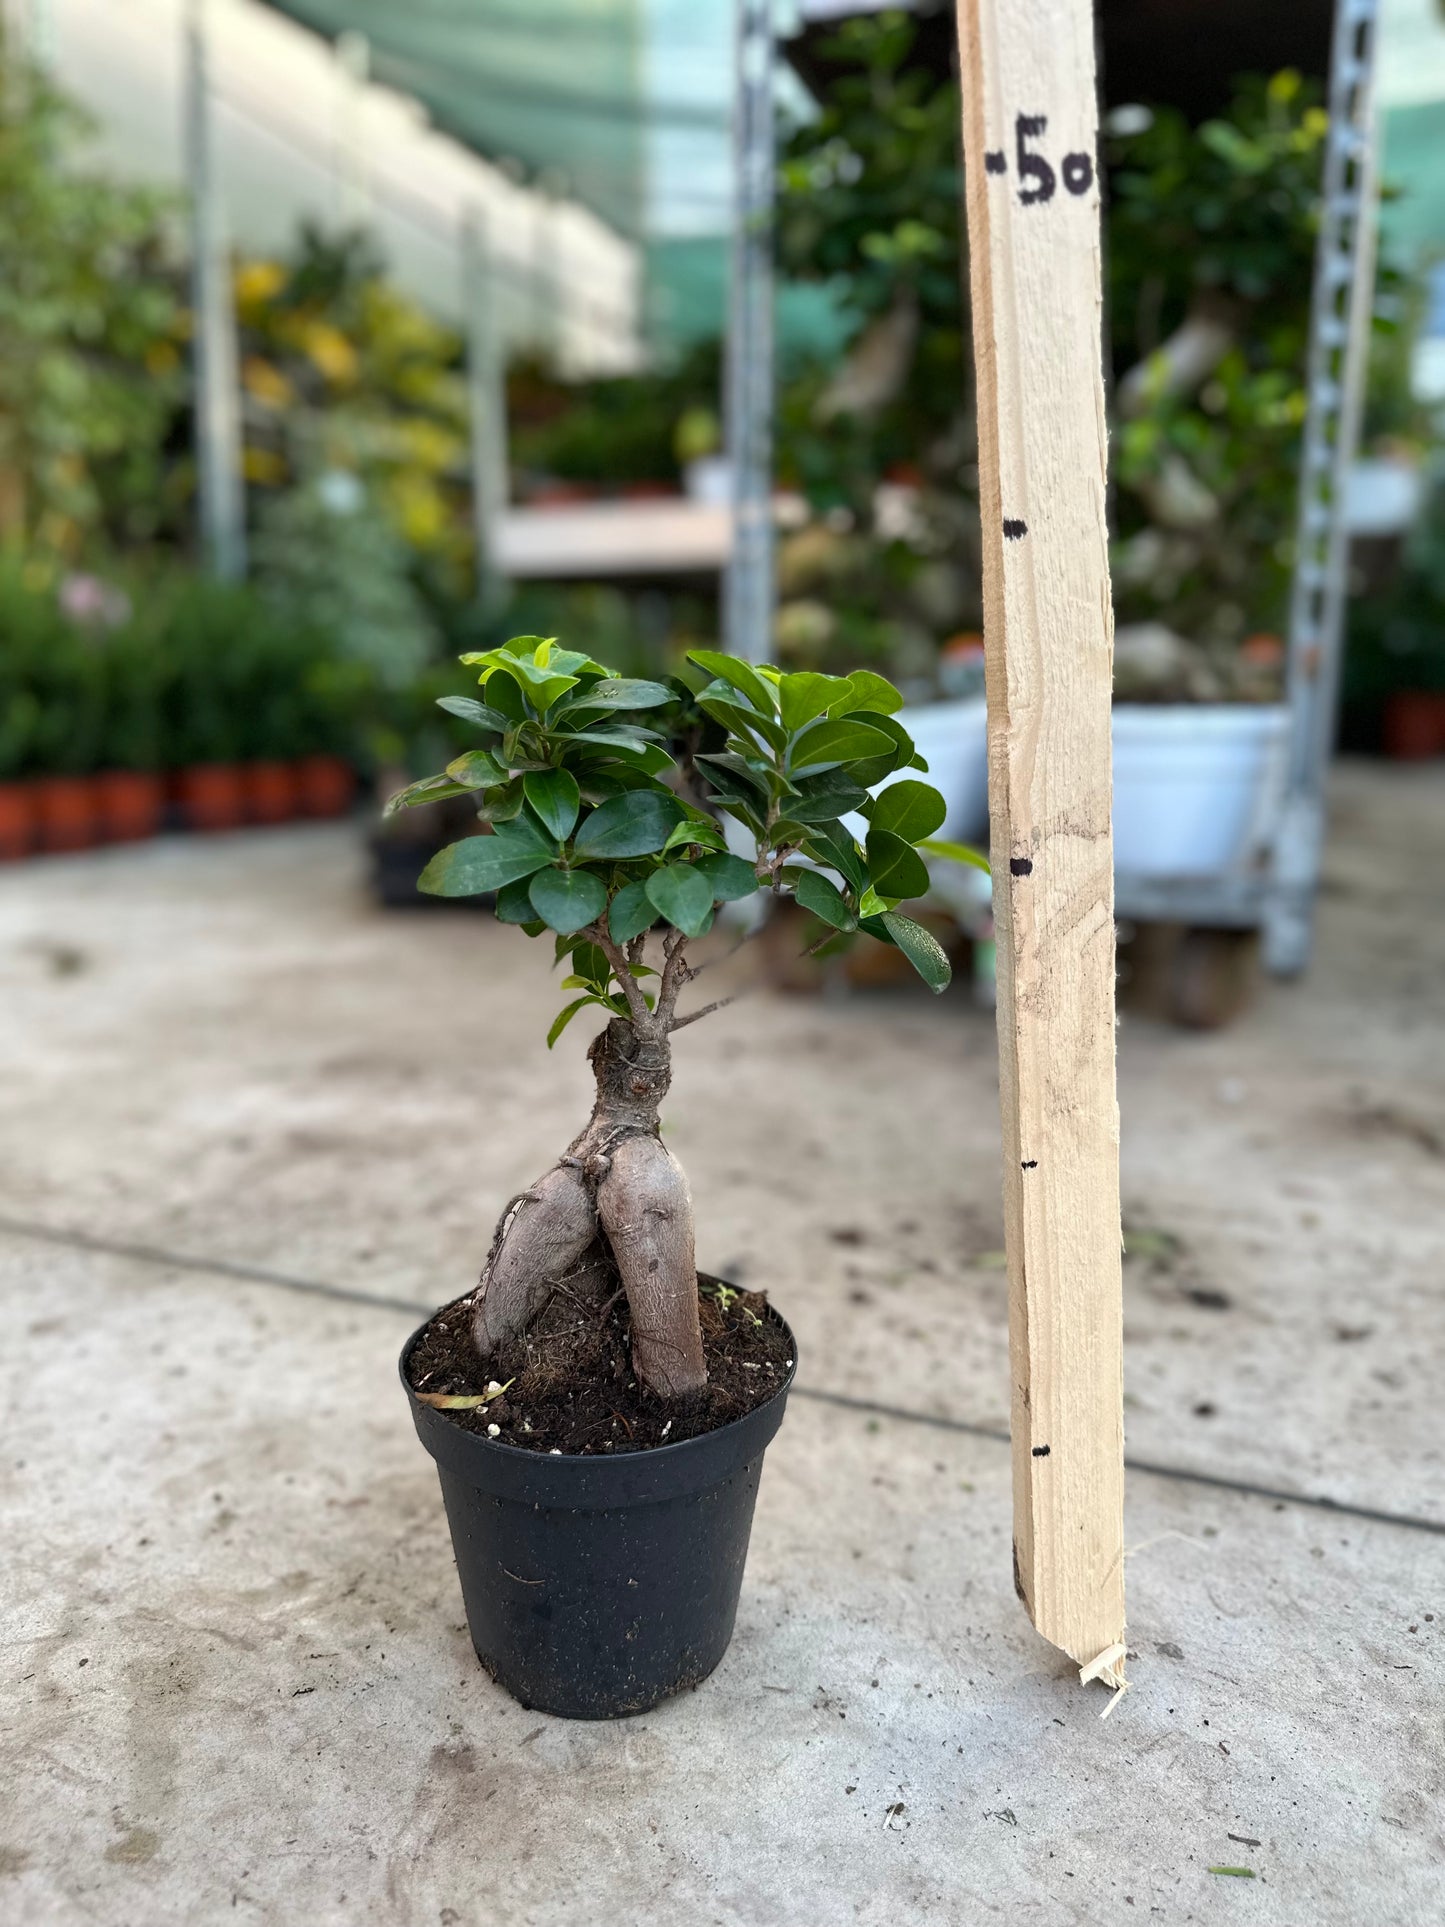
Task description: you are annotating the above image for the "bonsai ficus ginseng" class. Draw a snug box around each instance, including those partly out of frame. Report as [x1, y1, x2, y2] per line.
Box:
[393, 637, 981, 1717]
[391, 636, 979, 1404]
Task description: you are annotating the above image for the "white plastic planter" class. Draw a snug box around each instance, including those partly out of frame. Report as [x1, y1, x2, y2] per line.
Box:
[1111, 703, 1289, 878]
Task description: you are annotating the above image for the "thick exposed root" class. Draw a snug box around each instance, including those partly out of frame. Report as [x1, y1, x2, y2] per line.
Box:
[472, 1160, 598, 1358]
[596, 1135, 706, 1399]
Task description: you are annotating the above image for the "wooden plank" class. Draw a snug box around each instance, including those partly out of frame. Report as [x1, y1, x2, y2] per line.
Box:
[954, 0, 1127, 1683]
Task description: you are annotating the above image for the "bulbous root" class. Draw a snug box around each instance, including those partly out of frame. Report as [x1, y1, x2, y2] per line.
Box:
[471, 1011, 707, 1400]
[471, 1162, 597, 1357]
[596, 1136, 705, 1399]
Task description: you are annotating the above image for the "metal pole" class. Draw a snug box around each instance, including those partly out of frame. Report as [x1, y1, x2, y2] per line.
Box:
[722, 0, 775, 665]
[463, 209, 510, 612]
[1264, 0, 1379, 974]
[185, 0, 247, 581]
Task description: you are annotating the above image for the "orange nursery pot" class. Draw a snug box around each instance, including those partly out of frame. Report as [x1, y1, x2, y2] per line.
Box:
[94, 770, 165, 843]
[244, 759, 299, 824]
[294, 753, 355, 818]
[175, 763, 248, 832]
[33, 775, 100, 853]
[1383, 691, 1445, 761]
[0, 781, 35, 861]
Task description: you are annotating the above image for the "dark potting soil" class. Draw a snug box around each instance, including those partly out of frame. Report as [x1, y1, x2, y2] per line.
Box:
[405, 1271, 793, 1456]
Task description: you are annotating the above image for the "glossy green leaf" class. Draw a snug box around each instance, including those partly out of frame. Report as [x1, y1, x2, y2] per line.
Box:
[474, 781, 524, 824]
[696, 852, 760, 900]
[870, 779, 947, 844]
[573, 790, 686, 860]
[608, 879, 657, 944]
[661, 814, 728, 855]
[841, 712, 916, 786]
[383, 774, 474, 817]
[793, 867, 856, 930]
[446, 750, 510, 790]
[920, 838, 990, 874]
[695, 750, 773, 798]
[419, 830, 553, 897]
[646, 861, 716, 936]
[786, 769, 869, 823]
[830, 670, 904, 717]
[556, 678, 675, 713]
[478, 669, 527, 722]
[567, 940, 611, 988]
[866, 828, 931, 900]
[685, 648, 778, 717]
[802, 820, 869, 893]
[698, 681, 789, 752]
[493, 876, 538, 923]
[559, 733, 676, 778]
[527, 866, 608, 935]
[434, 694, 511, 733]
[880, 912, 951, 992]
[523, 769, 581, 841]
[547, 994, 609, 1049]
[777, 672, 842, 731]
[788, 716, 894, 776]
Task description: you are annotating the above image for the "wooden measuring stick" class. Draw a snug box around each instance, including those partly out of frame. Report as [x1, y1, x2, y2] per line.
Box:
[954, 0, 1127, 1687]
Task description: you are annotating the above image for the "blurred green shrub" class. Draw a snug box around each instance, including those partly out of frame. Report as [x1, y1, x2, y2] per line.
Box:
[0, 51, 187, 561]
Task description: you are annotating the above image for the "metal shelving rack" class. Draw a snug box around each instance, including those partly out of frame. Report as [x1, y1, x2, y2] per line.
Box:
[1110, 0, 1382, 982]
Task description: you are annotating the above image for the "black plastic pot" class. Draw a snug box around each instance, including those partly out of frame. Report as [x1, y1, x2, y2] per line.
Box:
[401, 1308, 795, 1720]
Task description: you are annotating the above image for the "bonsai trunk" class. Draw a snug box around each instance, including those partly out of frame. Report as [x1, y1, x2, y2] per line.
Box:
[473, 1007, 707, 1400]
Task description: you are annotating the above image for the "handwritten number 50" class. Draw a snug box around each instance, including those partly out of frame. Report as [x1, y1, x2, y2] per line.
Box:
[1012, 115, 1094, 207]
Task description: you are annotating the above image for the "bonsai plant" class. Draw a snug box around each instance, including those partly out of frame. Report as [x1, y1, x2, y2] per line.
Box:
[392, 633, 980, 1716]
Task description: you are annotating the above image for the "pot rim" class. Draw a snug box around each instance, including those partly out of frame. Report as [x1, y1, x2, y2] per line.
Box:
[400, 1288, 796, 1471]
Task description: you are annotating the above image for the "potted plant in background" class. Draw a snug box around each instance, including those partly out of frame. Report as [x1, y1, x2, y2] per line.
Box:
[392, 634, 981, 1718]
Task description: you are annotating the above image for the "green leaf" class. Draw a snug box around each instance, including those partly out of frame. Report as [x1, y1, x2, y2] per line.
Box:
[573, 790, 686, 860]
[695, 750, 772, 798]
[686, 648, 778, 717]
[793, 868, 856, 930]
[547, 995, 608, 1049]
[870, 779, 947, 844]
[608, 879, 657, 944]
[488, 650, 580, 713]
[475, 781, 524, 824]
[528, 866, 608, 935]
[567, 940, 610, 988]
[523, 769, 581, 841]
[383, 774, 474, 817]
[646, 862, 716, 936]
[789, 716, 894, 776]
[662, 815, 728, 855]
[777, 671, 843, 731]
[787, 769, 869, 823]
[866, 829, 931, 900]
[494, 876, 539, 923]
[696, 852, 760, 900]
[419, 832, 553, 897]
[434, 694, 511, 733]
[841, 712, 916, 786]
[802, 820, 869, 893]
[556, 678, 675, 713]
[446, 749, 510, 790]
[921, 838, 990, 874]
[698, 682, 789, 753]
[477, 670, 527, 722]
[830, 670, 904, 717]
[880, 912, 951, 993]
[559, 733, 676, 778]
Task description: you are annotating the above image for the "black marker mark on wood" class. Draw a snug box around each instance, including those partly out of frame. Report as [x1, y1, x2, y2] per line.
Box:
[1021, 1159, 1038, 1170]
[1009, 856, 1033, 876]
[1062, 151, 1094, 196]
[1003, 518, 1028, 540]
[984, 149, 1006, 175]
[1031, 1444, 1051, 1458]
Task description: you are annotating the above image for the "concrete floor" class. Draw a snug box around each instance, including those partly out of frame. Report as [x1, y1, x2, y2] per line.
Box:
[2, 760, 1442, 1925]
